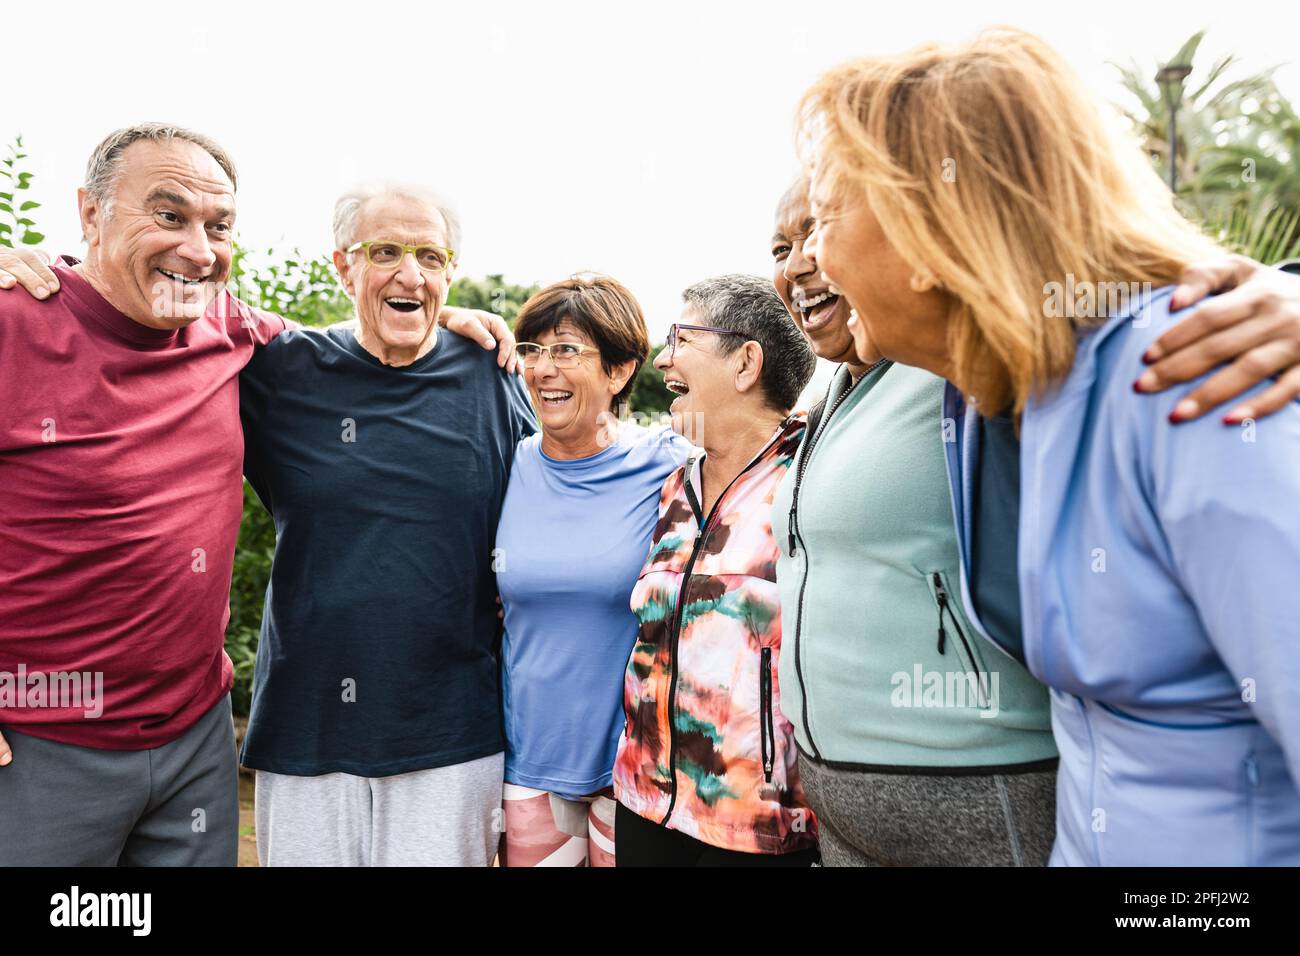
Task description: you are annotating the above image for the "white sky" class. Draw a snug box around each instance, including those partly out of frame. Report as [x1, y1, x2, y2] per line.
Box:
[8, 0, 1299, 373]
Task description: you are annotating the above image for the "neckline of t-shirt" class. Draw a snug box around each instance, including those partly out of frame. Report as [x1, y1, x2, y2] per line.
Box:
[537, 435, 626, 470]
[335, 323, 445, 372]
[54, 259, 181, 349]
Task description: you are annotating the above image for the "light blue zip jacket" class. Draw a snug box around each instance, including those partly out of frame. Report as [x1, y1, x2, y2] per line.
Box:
[944, 286, 1300, 866]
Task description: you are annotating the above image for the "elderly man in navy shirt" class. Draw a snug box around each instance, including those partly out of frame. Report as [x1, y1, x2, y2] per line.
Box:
[237, 183, 536, 866]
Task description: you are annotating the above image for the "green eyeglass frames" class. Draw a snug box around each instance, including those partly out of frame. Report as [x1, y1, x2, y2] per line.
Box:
[346, 240, 456, 273]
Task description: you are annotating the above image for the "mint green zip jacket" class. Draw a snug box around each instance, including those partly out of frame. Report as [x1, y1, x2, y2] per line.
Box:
[772, 362, 1056, 771]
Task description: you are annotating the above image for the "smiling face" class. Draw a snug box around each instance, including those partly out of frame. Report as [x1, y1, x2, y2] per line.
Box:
[806, 169, 949, 372]
[78, 139, 235, 330]
[525, 319, 630, 450]
[771, 182, 857, 365]
[653, 305, 739, 438]
[333, 194, 455, 362]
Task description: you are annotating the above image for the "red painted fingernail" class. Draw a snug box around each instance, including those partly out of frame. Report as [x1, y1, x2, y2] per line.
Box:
[1132, 380, 1145, 393]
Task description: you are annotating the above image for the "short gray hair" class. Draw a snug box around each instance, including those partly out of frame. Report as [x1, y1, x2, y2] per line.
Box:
[332, 183, 463, 260]
[84, 123, 237, 215]
[681, 274, 816, 412]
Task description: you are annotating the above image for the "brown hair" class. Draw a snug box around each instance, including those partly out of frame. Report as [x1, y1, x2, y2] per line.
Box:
[514, 274, 650, 413]
[798, 28, 1219, 415]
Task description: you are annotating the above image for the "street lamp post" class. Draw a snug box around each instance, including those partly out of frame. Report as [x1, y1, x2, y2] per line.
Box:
[1156, 62, 1193, 193]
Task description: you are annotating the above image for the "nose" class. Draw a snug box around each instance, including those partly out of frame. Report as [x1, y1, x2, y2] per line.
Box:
[802, 221, 823, 269]
[783, 236, 817, 285]
[653, 346, 671, 371]
[176, 222, 217, 273]
[534, 348, 561, 376]
[394, 251, 424, 287]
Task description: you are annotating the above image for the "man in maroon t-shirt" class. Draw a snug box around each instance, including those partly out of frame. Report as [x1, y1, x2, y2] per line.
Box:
[0, 125, 513, 866]
[0, 125, 280, 866]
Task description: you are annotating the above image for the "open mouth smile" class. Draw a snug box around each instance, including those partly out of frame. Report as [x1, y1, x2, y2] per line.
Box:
[385, 297, 423, 313]
[794, 288, 841, 332]
[157, 268, 207, 288]
[538, 389, 574, 408]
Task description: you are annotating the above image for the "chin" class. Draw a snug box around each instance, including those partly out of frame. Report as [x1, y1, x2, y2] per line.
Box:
[808, 330, 851, 362]
[381, 328, 434, 349]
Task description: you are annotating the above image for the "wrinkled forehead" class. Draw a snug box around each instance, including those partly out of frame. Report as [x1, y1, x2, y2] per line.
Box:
[354, 194, 450, 245]
[116, 139, 235, 209]
[774, 179, 812, 235]
[677, 303, 705, 327]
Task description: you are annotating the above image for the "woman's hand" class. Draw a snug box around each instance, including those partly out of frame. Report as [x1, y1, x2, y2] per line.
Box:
[439, 306, 519, 374]
[0, 247, 59, 299]
[1136, 255, 1300, 423]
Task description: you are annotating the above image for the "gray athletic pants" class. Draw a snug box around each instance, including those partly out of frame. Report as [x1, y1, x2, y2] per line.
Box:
[799, 756, 1057, 866]
[0, 694, 238, 866]
[254, 750, 504, 867]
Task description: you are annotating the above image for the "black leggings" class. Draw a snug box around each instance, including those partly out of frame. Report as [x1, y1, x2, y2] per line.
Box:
[614, 801, 820, 867]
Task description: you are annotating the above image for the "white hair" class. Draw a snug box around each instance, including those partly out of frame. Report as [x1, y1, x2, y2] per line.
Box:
[332, 182, 463, 259]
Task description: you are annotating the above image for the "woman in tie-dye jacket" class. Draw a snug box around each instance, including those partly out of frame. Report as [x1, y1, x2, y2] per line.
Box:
[612, 275, 820, 865]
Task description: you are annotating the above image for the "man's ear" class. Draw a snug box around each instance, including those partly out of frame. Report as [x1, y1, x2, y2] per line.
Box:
[77, 188, 102, 248]
[733, 340, 765, 395]
[332, 249, 356, 298]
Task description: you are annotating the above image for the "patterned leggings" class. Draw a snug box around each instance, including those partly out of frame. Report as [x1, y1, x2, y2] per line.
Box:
[498, 783, 617, 867]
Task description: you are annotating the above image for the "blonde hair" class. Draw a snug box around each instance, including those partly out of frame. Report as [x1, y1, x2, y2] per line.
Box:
[798, 27, 1219, 414]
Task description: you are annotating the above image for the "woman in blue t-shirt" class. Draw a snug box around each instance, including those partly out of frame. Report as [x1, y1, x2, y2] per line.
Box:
[495, 275, 692, 867]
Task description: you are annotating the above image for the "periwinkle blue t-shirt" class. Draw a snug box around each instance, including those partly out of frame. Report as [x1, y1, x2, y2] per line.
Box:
[497, 423, 693, 798]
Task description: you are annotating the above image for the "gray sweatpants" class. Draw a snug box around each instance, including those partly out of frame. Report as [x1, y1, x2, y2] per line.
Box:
[254, 750, 504, 866]
[799, 756, 1057, 866]
[0, 694, 238, 866]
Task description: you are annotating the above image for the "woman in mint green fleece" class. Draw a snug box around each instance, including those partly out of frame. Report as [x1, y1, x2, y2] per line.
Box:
[768, 180, 1057, 865]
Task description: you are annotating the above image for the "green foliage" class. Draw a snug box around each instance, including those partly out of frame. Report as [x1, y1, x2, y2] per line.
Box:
[1111, 31, 1276, 191]
[1202, 204, 1300, 267]
[446, 273, 539, 326]
[229, 246, 352, 328]
[1112, 31, 1300, 259]
[629, 343, 675, 415]
[0, 135, 45, 248]
[228, 487, 274, 717]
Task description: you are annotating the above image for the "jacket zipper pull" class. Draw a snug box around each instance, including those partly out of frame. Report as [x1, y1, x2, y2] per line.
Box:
[787, 506, 798, 557]
[933, 573, 948, 654]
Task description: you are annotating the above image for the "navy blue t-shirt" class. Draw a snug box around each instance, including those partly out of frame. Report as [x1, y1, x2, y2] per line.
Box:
[237, 325, 537, 776]
[970, 413, 1023, 659]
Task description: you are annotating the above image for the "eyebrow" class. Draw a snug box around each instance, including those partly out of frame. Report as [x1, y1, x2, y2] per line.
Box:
[145, 187, 234, 221]
[772, 216, 817, 243]
[145, 188, 189, 207]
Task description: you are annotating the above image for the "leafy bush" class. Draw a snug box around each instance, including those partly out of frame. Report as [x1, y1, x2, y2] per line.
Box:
[0, 136, 44, 248]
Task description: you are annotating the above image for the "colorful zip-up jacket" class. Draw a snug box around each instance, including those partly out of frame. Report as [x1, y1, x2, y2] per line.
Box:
[613, 416, 818, 854]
